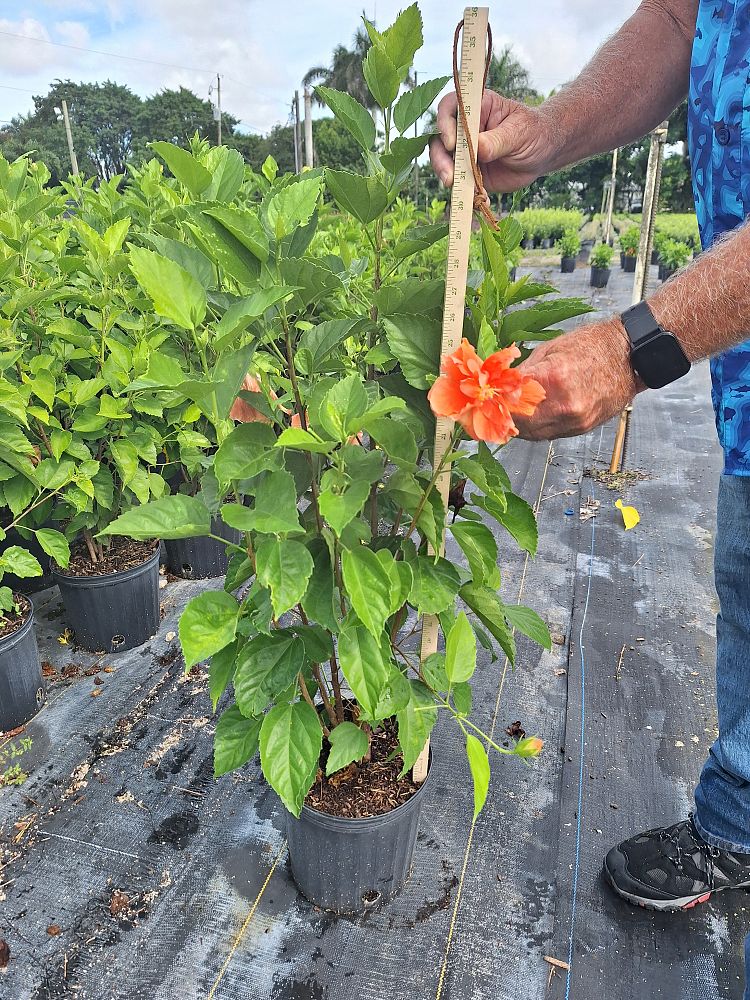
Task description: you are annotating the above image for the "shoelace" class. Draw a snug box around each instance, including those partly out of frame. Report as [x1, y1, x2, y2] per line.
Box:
[658, 819, 721, 889]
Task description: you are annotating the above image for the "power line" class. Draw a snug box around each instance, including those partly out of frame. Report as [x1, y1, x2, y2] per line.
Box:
[0, 29, 288, 108]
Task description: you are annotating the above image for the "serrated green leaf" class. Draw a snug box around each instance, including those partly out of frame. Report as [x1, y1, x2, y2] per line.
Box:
[209, 640, 239, 711]
[98, 495, 211, 540]
[214, 705, 261, 777]
[341, 546, 393, 639]
[466, 733, 490, 820]
[407, 555, 461, 615]
[151, 141, 212, 196]
[35, 528, 70, 568]
[450, 520, 498, 586]
[382, 315, 441, 389]
[260, 701, 322, 816]
[234, 632, 306, 718]
[396, 680, 437, 775]
[503, 604, 551, 650]
[179, 590, 239, 668]
[362, 44, 400, 108]
[316, 87, 376, 151]
[326, 721, 369, 776]
[324, 169, 388, 225]
[445, 612, 476, 684]
[337, 613, 390, 717]
[394, 76, 450, 133]
[129, 246, 207, 330]
[255, 537, 314, 618]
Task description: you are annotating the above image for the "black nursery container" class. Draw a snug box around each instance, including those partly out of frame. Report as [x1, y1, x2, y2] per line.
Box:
[0, 604, 45, 731]
[651, 248, 660, 265]
[286, 755, 433, 914]
[560, 256, 576, 273]
[623, 255, 636, 273]
[619, 252, 626, 269]
[53, 546, 160, 653]
[590, 266, 611, 288]
[164, 517, 241, 579]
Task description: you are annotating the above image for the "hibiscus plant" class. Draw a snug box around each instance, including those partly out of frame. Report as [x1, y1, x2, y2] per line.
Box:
[100, 4, 593, 818]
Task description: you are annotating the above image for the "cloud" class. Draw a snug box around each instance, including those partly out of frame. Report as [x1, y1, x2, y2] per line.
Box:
[54, 20, 91, 47]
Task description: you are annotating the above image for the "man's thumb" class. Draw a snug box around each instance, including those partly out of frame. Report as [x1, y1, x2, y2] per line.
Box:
[477, 125, 515, 164]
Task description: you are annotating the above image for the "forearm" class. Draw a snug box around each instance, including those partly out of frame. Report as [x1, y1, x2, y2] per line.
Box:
[539, 0, 697, 173]
[646, 224, 750, 362]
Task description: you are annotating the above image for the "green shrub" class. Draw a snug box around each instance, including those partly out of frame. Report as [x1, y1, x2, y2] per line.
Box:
[659, 237, 692, 270]
[518, 208, 584, 242]
[556, 229, 581, 258]
[619, 225, 640, 256]
[591, 243, 614, 268]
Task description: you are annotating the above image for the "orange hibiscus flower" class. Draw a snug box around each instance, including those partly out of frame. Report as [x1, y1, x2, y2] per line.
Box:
[427, 339, 545, 445]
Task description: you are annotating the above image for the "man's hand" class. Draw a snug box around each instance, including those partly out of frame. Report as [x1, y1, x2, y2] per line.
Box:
[513, 320, 643, 441]
[430, 89, 558, 193]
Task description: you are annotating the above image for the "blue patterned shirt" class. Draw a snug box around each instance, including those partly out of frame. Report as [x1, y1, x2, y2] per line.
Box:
[689, 0, 750, 475]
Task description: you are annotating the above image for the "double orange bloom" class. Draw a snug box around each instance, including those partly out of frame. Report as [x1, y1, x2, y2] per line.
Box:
[428, 339, 545, 445]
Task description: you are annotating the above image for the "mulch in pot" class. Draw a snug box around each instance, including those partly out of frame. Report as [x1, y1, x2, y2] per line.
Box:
[57, 537, 159, 578]
[305, 716, 420, 819]
[0, 594, 32, 641]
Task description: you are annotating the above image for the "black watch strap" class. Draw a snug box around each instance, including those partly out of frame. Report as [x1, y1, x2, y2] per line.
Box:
[621, 301, 660, 348]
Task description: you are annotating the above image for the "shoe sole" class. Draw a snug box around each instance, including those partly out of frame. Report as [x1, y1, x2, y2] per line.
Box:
[603, 858, 750, 912]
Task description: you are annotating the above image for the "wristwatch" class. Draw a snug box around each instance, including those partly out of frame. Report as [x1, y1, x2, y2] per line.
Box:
[619, 301, 691, 389]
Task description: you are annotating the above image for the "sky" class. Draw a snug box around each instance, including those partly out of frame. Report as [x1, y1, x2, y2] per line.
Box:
[0, 0, 641, 136]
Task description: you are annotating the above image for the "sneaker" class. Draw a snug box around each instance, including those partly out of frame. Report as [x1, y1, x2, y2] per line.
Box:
[603, 816, 750, 912]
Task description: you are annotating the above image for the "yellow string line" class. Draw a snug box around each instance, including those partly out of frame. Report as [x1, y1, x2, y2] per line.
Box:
[435, 443, 554, 1000]
[207, 840, 288, 1000]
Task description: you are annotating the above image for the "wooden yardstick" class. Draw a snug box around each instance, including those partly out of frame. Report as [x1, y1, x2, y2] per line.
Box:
[413, 6, 490, 784]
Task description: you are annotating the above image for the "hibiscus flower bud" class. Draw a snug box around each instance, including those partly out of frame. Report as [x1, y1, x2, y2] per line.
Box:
[513, 736, 544, 758]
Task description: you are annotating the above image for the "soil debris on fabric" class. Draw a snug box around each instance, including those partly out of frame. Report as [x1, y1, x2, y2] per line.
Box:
[0, 938, 9, 968]
[306, 718, 418, 818]
[0, 594, 31, 640]
[584, 467, 651, 490]
[58, 537, 158, 578]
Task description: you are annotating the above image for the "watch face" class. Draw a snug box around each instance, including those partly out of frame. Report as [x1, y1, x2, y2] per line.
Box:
[634, 332, 691, 389]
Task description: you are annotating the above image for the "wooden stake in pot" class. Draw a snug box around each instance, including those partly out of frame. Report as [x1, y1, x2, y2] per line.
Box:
[413, 6, 490, 784]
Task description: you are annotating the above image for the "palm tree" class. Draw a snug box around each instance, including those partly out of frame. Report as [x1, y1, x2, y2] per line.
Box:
[303, 26, 375, 109]
[486, 45, 541, 104]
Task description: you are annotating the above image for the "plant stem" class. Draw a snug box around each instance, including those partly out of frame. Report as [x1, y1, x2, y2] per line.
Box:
[328, 648, 345, 724]
[403, 427, 461, 541]
[82, 528, 99, 564]
[299, 672, 329, 738]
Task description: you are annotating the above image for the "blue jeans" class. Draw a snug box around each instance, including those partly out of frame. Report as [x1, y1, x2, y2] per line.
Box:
[692, 475, 750, 998]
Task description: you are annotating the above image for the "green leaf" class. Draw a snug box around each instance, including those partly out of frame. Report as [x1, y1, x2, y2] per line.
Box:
[396, 680, 437, 775]
[214, 287, 295, 348]
[407, 556, 461, 615]
[128, 351, 186, 392]
[318, 479, 370, 536]
[301, 538, 339, 634]
[204, 145, 246, 203]
[324, 169, 388, 225]
[326, 721, 369, 776]
[179, 590, 239, 668]
[35, 528, 70, 568]
[276, 428, 337, 454]
[214, 706, 261, 777]
[259, 701, 322, 816]
[466, 734, 490, 820]
[452, 682, 472, 716]
[366, 417, 417, 468]
[392, 223, 449, 261]
[214, 423, 280, 482]
[317, 374, 368, 441]
[129, 246, 207, 330]
[450, 520, 498, 586]
[98, 495, 211, 540]
[316, 87, 376, 151]
[460, 583, 516, 664]
[341, 547, 393, 639]
[222, 470, 302, 535]
[379, 3, 423, 74]
[296, 318, 366, 375]
[445, 612, 476, 684]
[49, 429, 72, 462]
[481, 220, 509, 306]
[382, 315, 441, 389]
[338, 614, 390, 717]
[151, 141, 212, 196]
[209, 640, 238, 711]
[266, 175, 322, 240]
[362, 43, 400, 108]
[255, 537, 314, 618]
[147, 234, 214, 289]
[503, 605, 552, 650]
[0, 546, 42, 579]
[234, 632, 306, 717]
[279, 257, 343, 310]
[394, 76, 451, 133]
[494, 492, 538, 555]
[380, 134, 432, 175]
[501, 298, 593, 339]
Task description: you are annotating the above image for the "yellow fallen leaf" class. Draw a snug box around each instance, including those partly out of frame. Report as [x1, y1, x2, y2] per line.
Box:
[57, 628, 72, 645]
[615, 498, 640, 530]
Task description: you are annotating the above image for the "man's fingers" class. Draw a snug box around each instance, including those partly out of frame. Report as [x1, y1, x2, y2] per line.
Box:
[477, 123, 518, 164]
[436, 92, 458, 152]
[429, 136, 454, 187]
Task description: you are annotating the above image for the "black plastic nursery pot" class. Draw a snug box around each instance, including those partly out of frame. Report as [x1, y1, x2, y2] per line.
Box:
[578, 240, 594, 264]
[619, 252, 626, 269]
[560, 256, 576, 273]
[0, 602, 45, 732]
[651, 248, 660, 265]
[540, 238, 552, 249]
[164, 517, 241, 580]
[286, 753, 433, 915]
[53, 546, 160, 653]
[590, 266, 610, 288]
[623, 254, 636, 273]
[660, 264, 675, 281]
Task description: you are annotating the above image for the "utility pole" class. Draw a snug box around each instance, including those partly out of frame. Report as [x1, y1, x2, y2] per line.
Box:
[216, 74, 222, 145]
[304, 87, 314, 168]
[57, 101, 79, 177]
[293, 91, 301, 173]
